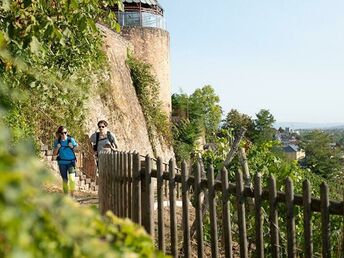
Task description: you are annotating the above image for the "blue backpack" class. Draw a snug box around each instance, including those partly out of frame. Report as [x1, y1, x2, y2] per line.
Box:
[57, 135, 77, 163]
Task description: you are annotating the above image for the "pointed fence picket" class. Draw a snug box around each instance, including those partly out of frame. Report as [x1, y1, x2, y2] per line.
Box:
[98, 151, 344, 258]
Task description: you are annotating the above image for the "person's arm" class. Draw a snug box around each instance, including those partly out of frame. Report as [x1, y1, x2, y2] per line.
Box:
[90, 133, 97, 151]
[69, 138, 78, 151]
[53, 140, 61, 156]
[111, 132, 118, 149]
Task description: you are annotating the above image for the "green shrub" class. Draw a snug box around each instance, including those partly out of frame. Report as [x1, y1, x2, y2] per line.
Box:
[127, 54, 172, 155]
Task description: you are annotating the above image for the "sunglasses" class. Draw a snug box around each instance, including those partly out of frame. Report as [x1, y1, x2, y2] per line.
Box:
[61, 132, 67, 134]
[98, 126, 105, 128]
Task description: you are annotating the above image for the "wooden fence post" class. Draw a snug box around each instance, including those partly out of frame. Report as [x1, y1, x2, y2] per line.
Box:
[110, 152, 115, 214]
[118, 152, 124, 218]
[124, 152, 128, 217]
[286, 177, 296, 258]
[221, 167, 233, 258]
[142, 155, 154, 237]
[254, 173, 264, 258]
[157, 157, 165, 253]
[169, 158, 178, 257]
[98, 152, 104, 214]
[128, 152, 133, 220]
[132, 152, 141, 225]
[195, 161, 204, 258]
[116, 151, 120, 215]
[207, 165, 219, 258]
[269, 175, 279, 258]
[236, 169, 248, 258]
[102, 152, 109, 213]
[164, 163, 168, 198]
[321, 182, 330, 258]
[303, 180, 313, 257]
[181, 161, 191, 258]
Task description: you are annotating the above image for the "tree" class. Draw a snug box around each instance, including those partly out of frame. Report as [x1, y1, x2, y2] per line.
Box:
[278, 127, 285, 133]
[222, 109, 255, 140]
[253, 109, 276, 144]
[171, 85, 222, 162]
[188, 85, 222, 142]
[300, 130, 342, 178]
[171, 93, 189, 119]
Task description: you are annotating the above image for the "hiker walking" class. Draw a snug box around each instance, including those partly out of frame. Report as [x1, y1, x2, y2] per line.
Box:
[90, 120, 118, 156]
[53, 126, 78, 196]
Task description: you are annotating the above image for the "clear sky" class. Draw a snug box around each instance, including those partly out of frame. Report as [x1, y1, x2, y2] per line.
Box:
[159, 0, 344, 123]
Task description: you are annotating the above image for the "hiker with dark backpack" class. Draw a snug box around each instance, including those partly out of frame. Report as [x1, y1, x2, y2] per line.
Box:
[53, 126, 78, 196]
[90, 120, 118, 157]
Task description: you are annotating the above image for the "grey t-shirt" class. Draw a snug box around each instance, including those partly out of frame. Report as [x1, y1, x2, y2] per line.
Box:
[90, 131, 118, 153]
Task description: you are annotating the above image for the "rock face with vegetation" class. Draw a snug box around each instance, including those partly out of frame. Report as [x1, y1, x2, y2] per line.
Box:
[85, 24, 173, 162]
[121, 27, 172, 113]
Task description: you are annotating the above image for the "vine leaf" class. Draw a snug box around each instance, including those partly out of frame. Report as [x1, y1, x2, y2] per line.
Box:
[29, 36, 41, 54]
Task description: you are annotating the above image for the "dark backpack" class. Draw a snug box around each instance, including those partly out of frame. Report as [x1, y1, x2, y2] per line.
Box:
[93, 131, 115, 152]
[57, 135, 77, 163]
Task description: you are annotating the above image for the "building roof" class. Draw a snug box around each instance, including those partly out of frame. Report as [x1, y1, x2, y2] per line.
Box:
[122, 0, 160, 6]
[283, 144, 300, 153]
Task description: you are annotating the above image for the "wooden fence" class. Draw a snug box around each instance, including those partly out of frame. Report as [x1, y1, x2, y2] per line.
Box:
[98, 151, 344, 258]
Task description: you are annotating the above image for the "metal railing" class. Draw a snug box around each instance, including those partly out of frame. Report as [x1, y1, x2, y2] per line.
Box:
[116, 11, 165, 29]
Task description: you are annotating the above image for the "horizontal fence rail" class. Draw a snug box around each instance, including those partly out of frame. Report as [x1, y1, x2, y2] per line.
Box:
[98, 151, 344, 258]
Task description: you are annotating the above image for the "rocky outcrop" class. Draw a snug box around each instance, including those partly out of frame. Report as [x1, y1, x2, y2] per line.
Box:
[84, 24, 174, 162]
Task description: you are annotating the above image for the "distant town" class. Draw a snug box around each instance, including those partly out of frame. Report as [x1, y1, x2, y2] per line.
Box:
[275, 125, 344, 164]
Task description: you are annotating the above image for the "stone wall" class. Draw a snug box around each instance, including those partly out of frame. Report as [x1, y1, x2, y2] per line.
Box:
[84, 24, 174, 162]
[121, 27, 172, 113]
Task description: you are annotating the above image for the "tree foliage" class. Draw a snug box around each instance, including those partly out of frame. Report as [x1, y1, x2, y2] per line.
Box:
[200, 129, 233, 172]
[300, 130, 342, 178]
[222, 109, 255, 141]
[252, 109, 276, 144]
[222, 108, 276, 145]
[171, 85, 222, 162]
[0, 0, 122, 145]
[189, 85, 222, 142]
[171, 86, 344, 254]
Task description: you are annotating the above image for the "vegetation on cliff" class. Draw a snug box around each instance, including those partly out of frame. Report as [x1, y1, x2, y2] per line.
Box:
[0, 0, 122, 147]
[127, 54, 172, 156]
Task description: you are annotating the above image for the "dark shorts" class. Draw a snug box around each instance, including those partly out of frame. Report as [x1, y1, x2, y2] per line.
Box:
[58, 162, 75, 182]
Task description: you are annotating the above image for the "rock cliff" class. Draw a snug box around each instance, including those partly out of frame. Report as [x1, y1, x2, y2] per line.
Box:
[84, 24, 174, 162]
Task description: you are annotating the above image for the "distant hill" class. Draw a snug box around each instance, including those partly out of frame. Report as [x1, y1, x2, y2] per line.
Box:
[274, 122, 344, 130]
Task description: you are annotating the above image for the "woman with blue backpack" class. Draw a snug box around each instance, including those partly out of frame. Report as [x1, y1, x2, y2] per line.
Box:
[53, 126, 78, 196]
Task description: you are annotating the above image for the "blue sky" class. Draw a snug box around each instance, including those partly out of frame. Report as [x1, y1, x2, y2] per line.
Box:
[159, 0, 344, 123]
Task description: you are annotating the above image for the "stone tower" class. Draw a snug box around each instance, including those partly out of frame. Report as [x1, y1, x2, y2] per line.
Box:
[114, 0, 171, 112]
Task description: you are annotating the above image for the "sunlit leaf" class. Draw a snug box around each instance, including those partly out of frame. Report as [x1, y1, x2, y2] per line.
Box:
[0, 31, 7, 49]
[29, 36, 41, 54]
[2, 0, 10, 11]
